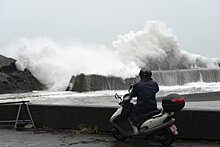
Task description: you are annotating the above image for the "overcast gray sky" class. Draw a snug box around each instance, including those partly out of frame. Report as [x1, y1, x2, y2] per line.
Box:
[0, 0, 219, 58]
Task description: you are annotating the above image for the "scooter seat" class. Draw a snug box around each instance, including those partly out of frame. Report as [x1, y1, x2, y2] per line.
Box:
[138, 109, 162, 126]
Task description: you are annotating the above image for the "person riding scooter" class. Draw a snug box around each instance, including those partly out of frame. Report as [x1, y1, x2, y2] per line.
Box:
[110, 69, 185, 145]
[129, 67, 159, 125]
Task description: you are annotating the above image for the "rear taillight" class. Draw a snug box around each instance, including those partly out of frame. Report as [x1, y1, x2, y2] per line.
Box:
[171, 97, 185, 103]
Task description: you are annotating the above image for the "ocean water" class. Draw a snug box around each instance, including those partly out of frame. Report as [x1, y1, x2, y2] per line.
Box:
[1, 21, 219, 109]
[0, 82, 220, 106]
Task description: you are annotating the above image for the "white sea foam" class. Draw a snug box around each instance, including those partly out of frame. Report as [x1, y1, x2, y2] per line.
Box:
[113, 20, 218, 70]
[1, 20, 219, 90]
[2, 38, 138, 90]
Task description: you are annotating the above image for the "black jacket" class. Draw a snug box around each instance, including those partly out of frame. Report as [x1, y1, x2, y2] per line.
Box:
[130, 77, 159, 114]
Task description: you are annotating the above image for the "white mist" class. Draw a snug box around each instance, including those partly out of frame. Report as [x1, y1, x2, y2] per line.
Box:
[1, 20, 219, 90]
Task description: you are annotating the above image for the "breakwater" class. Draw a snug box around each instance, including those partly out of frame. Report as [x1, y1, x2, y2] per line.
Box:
[67, 68, 220, 92]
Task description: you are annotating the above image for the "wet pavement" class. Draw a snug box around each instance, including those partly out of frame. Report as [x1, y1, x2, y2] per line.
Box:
[0, 128, 220, 147]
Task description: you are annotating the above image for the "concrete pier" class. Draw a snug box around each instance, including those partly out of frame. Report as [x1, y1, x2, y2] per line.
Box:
[0, 92, 220, 140]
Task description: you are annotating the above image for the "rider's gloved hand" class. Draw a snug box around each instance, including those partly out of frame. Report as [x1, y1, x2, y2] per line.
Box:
[123, 94, 132, 103]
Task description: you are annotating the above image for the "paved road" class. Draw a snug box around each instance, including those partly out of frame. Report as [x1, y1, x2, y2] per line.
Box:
[0, 128, 220, 147]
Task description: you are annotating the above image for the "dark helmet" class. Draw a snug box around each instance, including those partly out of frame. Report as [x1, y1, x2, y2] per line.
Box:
[139, 67, 152, 79]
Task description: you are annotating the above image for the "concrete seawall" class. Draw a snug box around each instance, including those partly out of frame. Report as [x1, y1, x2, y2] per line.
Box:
[68, 69, 220, 92]
[0, 104, 220, 140]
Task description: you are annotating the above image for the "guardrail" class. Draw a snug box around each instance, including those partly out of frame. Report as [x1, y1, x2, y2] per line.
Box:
[0, 101, 35, 128]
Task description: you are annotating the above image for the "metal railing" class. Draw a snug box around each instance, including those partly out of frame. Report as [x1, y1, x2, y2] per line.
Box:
[0, 101, 35, 128]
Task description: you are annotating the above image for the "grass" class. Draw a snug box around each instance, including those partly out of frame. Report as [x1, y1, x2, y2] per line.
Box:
[77, 123, 98, 134]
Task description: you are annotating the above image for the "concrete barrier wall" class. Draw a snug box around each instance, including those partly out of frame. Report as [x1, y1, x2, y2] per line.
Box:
[0, 104, 220, 140]
[69, 69, 220, 92]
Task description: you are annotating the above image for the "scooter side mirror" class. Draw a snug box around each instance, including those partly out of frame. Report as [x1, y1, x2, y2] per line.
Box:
[115, 93, 121, 99]
[128, 84, 134, 93]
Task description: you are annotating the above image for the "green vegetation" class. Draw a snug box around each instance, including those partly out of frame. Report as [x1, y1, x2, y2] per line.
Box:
[77, 123, 98, 134]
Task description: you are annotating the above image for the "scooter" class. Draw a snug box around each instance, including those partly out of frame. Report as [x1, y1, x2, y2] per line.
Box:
[109, 86, 185, 146]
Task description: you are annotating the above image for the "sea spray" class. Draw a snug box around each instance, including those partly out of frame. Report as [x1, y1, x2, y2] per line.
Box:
[2, 38, 138, 90]
[1, 20, 219, 90]
[113, 20, 218, 70]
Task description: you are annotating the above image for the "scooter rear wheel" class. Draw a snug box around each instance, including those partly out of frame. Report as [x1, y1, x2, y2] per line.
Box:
[112, 128, 127, 141]
[159, 130, 175, 146]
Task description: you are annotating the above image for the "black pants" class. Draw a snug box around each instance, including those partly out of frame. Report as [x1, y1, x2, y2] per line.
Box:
[129, 105, 157, 125]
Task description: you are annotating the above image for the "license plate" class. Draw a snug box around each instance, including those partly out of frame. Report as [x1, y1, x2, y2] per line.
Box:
[170, 124, 178, 135]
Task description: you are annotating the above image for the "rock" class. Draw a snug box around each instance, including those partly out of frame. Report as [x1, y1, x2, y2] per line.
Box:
[0, 54, 16, 73]
[0, 54, 45, 94]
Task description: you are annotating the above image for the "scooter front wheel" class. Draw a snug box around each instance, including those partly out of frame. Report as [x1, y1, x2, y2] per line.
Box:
[112, 127, 127, 141]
